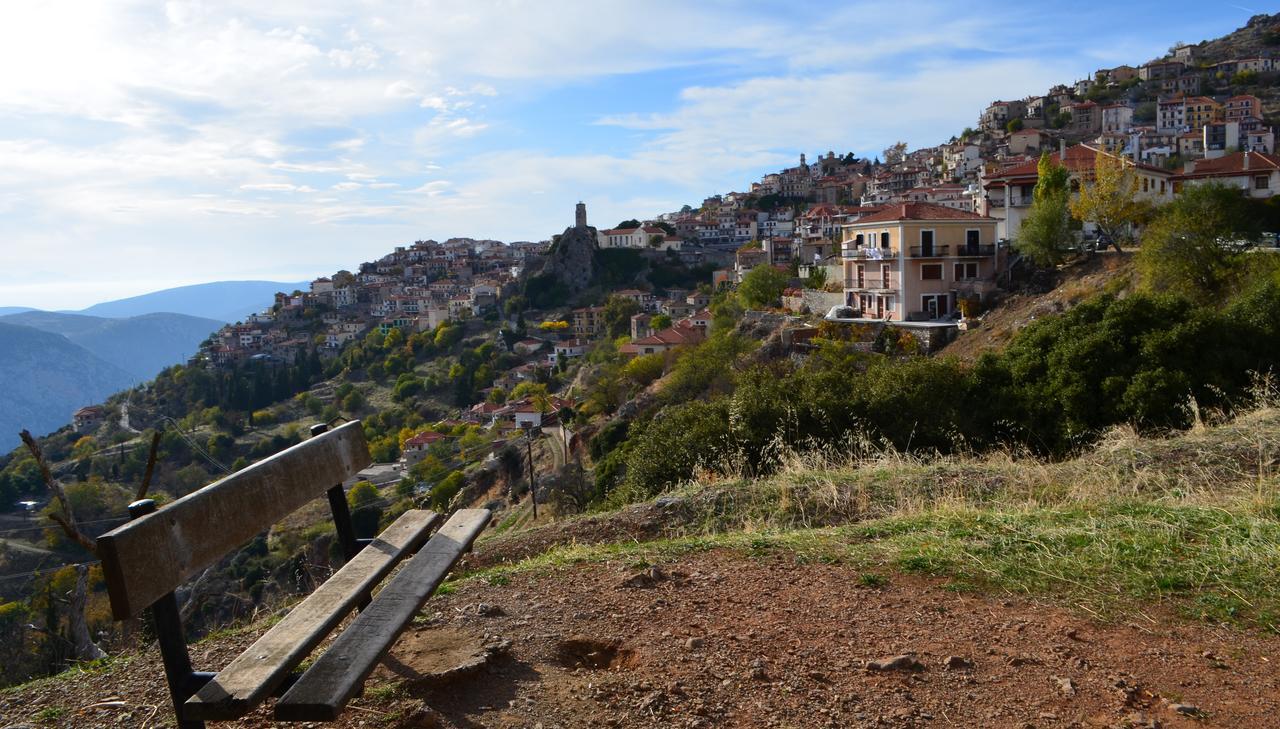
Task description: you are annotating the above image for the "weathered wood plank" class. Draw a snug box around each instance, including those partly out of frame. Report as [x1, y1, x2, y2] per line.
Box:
[98, 421, 372, 619]
[184, 509, 441, 721]
[274, 509, 491, 721]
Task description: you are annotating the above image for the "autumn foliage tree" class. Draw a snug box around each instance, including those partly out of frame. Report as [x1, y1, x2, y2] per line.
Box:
[1070, 149, 1150, 251]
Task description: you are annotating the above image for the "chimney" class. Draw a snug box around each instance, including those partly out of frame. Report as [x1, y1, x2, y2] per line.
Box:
[1059, 138, 1067, 157]
[1244, 152, 1251, 171]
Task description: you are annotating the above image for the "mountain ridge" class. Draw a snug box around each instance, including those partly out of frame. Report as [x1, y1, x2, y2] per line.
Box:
[0, 322, 134, 451]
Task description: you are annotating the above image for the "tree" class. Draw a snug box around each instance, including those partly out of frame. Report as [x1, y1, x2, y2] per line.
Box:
[1136, 182, 1262, 300]
[738, 265, 790, 309]
[616, 219, 641, 229]
[1006, 118, 1024, 133]
[650, 314, 672, 330]
[601, 295, 641, 338]
[1016, 153, 1073, 266]
[882, 141, 908, 165]
[1070, 149, 1149, 252]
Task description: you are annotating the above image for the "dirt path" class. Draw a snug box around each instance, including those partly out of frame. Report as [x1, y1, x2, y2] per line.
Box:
[6, 550, 1280, 728]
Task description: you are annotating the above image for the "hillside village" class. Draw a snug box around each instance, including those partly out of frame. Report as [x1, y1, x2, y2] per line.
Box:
[189, 14, 1280, 390]
[8, 13, 1280, 725]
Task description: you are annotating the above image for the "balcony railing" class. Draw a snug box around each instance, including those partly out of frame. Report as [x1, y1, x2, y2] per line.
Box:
[909, 245, 950, 257]
[844, 277, 894, 290]
[953, 244, 996, 256]
[841, 247, 897, 259]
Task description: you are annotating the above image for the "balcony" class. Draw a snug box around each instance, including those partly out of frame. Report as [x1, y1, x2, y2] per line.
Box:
[844, 277, 895, 291]
[841, 247, 897, 260]
[953, 244, 996, 257]
[909, 245, 950, 258]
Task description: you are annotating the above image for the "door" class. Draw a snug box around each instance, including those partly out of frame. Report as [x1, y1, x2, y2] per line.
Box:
[922, 294, 948, 319]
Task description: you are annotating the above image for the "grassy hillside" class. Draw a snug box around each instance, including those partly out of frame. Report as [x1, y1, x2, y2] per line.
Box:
[478, 401, 1280, 629]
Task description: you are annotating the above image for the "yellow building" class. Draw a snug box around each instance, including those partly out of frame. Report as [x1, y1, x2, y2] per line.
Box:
[840, 203, 1001, 321]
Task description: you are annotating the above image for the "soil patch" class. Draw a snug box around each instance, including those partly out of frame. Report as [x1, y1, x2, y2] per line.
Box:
[6, 550, 1280, 728]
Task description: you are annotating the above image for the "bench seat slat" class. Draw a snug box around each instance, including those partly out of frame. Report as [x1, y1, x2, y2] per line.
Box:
[274, 509, 490, 721]
[98, 420, 372, 620]
[184, 509, 441, 721]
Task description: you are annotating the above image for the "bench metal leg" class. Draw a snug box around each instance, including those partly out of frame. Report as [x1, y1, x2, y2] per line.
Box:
[129, 499, 211, 729]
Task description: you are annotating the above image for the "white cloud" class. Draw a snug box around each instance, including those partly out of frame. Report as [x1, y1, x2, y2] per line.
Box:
[0, 0, 1230, 309]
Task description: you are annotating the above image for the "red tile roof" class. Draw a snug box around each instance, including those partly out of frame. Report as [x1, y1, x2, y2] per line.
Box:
[626, 321, 706, 348]
[1179, 151, 1280, 179]
[405, 431, 445, 447]
[847, 202, 992, 224]
[984, 144, 1168, 186]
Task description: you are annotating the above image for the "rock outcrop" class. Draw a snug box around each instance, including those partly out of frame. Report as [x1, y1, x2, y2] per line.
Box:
[527, 223, 599, 297]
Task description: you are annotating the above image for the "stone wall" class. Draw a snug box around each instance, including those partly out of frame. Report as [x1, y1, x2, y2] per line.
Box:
[782, 289, 844, 315]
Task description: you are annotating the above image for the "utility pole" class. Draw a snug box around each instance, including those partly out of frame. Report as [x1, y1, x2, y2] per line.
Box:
[523, 423, 538, 519]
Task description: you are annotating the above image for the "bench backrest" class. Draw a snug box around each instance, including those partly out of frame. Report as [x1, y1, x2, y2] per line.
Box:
[98, 420, 372, 620]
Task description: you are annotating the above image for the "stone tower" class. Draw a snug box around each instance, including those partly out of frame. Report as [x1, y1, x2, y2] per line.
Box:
[575, 201, 587, 228]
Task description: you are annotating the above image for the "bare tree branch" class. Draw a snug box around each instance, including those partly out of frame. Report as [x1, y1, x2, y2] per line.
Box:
[18, 430, 106, 662]
[136, 431, 162, 501]
[20, 430, 97, 554]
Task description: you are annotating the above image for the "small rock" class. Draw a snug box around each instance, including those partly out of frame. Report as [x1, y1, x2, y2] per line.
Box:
[807, 670, 828, 682]
[685, 637, 705, 650]
[475, 602, 506, 617]
[1168, 703, 1201, 716]
[1052, 675, 1076, 697]
[620, 566, 665, 589]
[867, 655, 925, 672]
[942, 655, 972, 670]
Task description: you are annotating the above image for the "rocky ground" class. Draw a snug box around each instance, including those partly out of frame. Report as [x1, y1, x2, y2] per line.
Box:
[5, 550, 1280, 728]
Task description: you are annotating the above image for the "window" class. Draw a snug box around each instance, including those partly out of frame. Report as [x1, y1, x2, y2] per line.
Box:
[880, 231, 890, 248]
[921, 263, 943, 280]
[855, 233, 864, 246]
[966, 230, 981, 247]
[954, 262, 978, 280]
[920, 229, 935, 256]
[1256, 175, 1270, 190]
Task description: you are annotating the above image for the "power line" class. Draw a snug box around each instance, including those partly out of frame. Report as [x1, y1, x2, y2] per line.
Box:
[0, 516, 129, 538]
[0, 561, 100, 584]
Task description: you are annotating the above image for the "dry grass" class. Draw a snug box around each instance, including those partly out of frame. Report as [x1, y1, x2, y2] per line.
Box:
[666, 402, 1280, 536]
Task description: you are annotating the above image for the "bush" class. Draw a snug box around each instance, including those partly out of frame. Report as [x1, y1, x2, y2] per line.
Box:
[347, 480, 383, 537]
[738, 265, 789, 308]
[616, 400, 732, 503]
[621, 353, 665, 388]
[428, 472, 465, 510]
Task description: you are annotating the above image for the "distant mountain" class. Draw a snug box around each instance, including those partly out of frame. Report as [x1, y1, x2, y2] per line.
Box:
[73, 280, 307, 323]
[0, 322, 134, 451]
[0, 311, 223, 382]
[0, 307, 35, 316]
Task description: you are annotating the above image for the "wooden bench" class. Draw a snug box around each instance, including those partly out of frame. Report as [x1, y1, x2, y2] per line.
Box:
[97, 421, 490, 727]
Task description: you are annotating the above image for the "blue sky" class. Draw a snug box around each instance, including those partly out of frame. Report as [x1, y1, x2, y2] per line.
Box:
[0, 0, 1263, 309]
